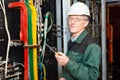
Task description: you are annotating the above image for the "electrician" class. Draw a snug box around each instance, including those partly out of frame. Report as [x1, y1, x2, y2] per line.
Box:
[55, 2, 101, 80]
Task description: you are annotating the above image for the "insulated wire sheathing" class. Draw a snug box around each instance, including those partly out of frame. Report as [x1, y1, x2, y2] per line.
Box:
[13, 62, 24, 68]
[35, 0, 43, 46]
[35, 1, 47, 80]
[0, 0, 11, 77]
[38, 12, 53, 80]
[41, 12, 53, 63]
[42, 63, 46, 80]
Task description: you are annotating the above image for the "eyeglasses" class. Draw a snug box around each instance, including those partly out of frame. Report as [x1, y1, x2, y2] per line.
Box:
[68, 17, 89, 22]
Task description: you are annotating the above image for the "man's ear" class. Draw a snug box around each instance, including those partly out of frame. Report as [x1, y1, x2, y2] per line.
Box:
[84, 21, 89, 27]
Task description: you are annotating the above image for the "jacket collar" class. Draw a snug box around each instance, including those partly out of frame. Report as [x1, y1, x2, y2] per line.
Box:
[75, 29, 88, 44]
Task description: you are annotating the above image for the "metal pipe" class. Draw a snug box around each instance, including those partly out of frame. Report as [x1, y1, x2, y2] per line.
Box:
[56, 0, 62, 78]
[62, 0, 70, 54]
[56, 0, 62, 52]
[101, 0, 107, 80]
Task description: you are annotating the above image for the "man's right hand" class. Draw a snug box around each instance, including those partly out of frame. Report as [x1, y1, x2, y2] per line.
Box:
[59, 77, 66, 80]
[55, 52, 69, 66]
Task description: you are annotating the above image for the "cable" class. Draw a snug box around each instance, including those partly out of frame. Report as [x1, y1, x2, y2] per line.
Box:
[39, 63, 43, 80]
[40, 11, 53, 63]
[13, 62, 24, 68]
[41, 12, 53, 80]
[0, 61, 6, 66]
[0, 0, 11, 77]
[37, 11, 53, 80]
[42, 63, 46, 80]
[34, 1, 53, 80]
[38, 62, 47, 80]
[35, 0, 43, 47]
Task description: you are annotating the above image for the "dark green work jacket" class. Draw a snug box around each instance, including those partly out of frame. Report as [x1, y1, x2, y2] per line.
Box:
[61, 29, 101, 80]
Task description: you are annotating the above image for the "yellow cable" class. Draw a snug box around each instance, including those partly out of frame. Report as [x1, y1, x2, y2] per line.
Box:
[42, 63, 47, 80]
[29, 0, 38, 79]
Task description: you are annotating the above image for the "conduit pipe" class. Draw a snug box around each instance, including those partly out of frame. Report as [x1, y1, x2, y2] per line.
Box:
[101, 0, 107, 80]
[8, 2, 28, 80]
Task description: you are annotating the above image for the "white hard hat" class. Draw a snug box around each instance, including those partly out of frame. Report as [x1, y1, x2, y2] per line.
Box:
[68, 2, 90, 16]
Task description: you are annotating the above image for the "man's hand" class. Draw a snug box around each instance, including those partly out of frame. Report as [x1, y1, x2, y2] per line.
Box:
[59, 77, 66, 80]
[55, 52, 69, 66]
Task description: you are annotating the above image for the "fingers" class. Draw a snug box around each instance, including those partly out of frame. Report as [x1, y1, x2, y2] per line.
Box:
[54, 52, 69, 66]
[59, 78, 66, 80]
[55, 52, 65, 56]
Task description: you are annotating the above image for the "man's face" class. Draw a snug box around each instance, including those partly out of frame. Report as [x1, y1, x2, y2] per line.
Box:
[68, 15, 89, 37]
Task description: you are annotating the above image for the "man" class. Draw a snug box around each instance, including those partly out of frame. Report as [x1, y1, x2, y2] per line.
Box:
[55, 2, 101, 80]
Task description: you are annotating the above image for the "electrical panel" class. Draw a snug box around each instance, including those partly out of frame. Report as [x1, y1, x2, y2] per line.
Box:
[0, 0, 60, 80]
